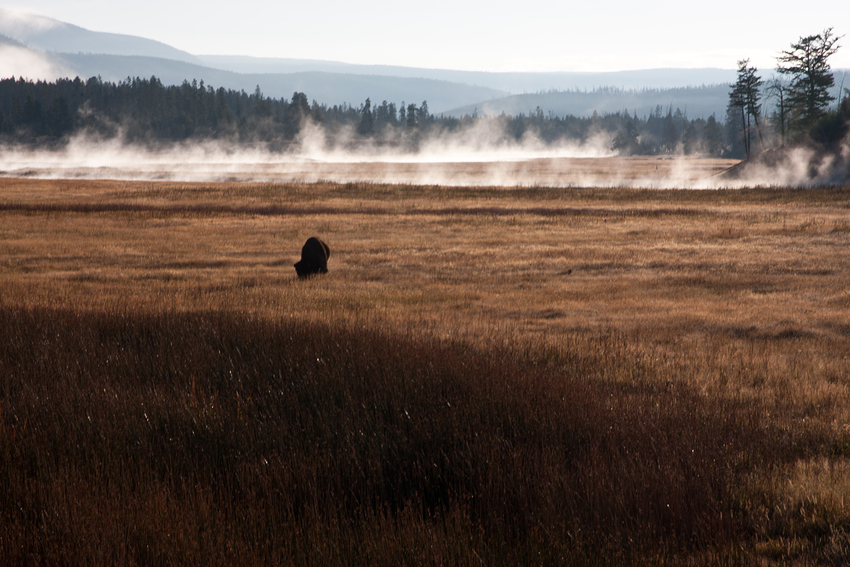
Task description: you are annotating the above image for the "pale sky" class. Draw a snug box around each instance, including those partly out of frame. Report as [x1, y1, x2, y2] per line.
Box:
[5, 0, 850, 72]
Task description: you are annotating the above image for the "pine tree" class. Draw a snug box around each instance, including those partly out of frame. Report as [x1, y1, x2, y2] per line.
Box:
[765, 78, 789, 145]
[777, 28, 842, 133]
[703, 115, 724, 156]
[284, 92, 311, 138]
[406, 103, 417, 128]
[728, 59, 763, 157]
[358, 98, 374, 136]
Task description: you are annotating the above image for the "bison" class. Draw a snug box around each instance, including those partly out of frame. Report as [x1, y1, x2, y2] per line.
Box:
[294, 237, 330, 278]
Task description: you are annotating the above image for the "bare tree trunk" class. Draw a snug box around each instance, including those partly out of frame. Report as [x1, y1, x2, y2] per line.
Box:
[752, 108, 763, 146]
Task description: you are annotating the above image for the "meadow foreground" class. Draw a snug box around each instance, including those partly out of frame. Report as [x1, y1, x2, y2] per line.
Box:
[1, 175, 850, 565]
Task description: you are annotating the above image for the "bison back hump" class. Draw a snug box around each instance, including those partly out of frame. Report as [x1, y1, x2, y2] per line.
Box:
[294, 236, 330, 277]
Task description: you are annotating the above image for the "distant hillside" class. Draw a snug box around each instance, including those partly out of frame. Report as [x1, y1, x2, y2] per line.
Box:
[0, 31, 73, 82]
[198, 56, 739, 93]
[19, 7, 850, 122]
[444, 85, 733, 119]
[445, 71, 850, 120]
[0, 32, 23, 47]
[51, 53, 507, 113]
[0, 7, 200, 64]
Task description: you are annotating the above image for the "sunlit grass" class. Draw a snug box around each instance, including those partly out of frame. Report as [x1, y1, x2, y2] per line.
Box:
[2, 176, 850, 564]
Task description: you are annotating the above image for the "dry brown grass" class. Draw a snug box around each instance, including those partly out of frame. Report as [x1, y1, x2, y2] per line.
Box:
[2, 172, 850, 564]
[2, 177, 849, 343]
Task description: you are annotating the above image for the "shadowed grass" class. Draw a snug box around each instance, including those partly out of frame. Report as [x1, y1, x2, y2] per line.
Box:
[0, 305, 777, 565]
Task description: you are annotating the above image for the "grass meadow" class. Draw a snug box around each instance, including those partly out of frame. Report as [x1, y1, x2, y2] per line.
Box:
[1, 174, 850, 565]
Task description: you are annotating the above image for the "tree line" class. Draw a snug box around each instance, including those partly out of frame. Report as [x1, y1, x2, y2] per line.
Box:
[728, 28, 849, 158]
[1, 54, 841, 159]
[0, 76, 316, 146]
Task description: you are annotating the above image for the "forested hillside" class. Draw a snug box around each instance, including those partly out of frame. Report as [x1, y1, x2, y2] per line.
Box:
[0, 75, 734, 157]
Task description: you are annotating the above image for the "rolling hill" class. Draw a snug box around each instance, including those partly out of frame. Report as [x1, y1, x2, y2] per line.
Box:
[196, 55, 738, 92]
[16, 6, 847, 119]
[0, 7, 200, 63]
[50, 51, 508, 112]
[442, 85, 734, 120]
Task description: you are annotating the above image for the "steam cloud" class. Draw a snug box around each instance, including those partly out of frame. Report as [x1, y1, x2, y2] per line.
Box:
[0, 7, 61, 41]
[0, 118, 847, 189]
[0, 45, 71, 82]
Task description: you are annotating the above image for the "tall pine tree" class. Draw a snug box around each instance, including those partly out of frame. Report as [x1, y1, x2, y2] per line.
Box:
[777, 28, 842, 134]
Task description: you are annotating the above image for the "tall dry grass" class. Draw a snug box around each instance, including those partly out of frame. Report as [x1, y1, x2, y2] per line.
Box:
[2, 176, 850, 564]
[1, 305, 776, 565]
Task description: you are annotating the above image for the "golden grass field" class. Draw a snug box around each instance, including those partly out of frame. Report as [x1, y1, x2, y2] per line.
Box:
[2, 156, 850, 564]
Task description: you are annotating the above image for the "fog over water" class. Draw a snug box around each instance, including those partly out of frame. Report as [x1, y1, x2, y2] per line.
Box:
[0, 125, 847, 189]
[1, 6, 846, 189]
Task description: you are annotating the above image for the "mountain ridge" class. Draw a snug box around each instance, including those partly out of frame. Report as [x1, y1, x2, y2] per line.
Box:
[0, 7, 200, 63]
[195, 54, 739, 92]
[11, 7, 838, 119]
[51, 52, 508, 113]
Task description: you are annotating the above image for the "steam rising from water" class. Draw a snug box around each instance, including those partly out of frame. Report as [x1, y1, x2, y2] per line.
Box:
[721, 142, 850, 187]
[0, 124, 847, 188]
[0, 45, 71, 81]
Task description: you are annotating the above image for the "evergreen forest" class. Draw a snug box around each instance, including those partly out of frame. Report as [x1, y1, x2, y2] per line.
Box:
[0, 72, 846, 159]
[0, 75, 731, 157]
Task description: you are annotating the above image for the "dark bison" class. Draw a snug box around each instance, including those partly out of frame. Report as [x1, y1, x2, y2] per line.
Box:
[294, 237, 330, 278]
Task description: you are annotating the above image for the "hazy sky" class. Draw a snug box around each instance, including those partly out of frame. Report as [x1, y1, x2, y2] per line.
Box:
[5, 1, 850, 72]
